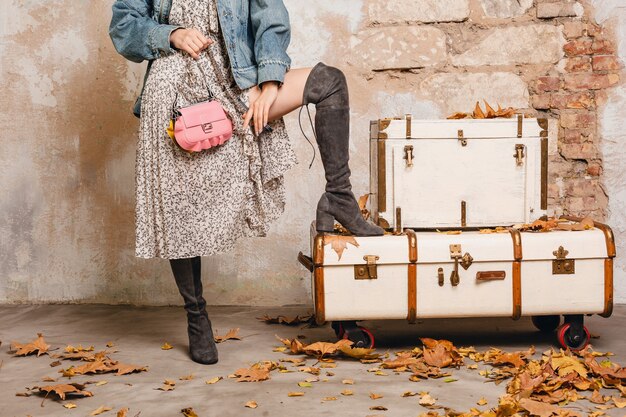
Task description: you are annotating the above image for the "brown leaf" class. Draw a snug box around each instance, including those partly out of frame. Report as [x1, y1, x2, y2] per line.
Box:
[161, 342, 173, 350]
[341, 389, 354, 396]
[181, 407, 199, 417]
[419, 393, 437, 406]
[519, 398, 560, 417]
[233, 363, 272, 382]
[117, 408, 129, 417]
[38, 383, 93, 400]
[369, 405, 388, 411]
[10, 333, 50, 357]
[259, 314, 312, 325]
[382, 356, 421, 369]
[214, 328, 241, 343]
[370, 393, 383, 400]
[484, 100, 496, 118]
[447, 112, 470, 120]
[421, 338, 463, 368]
[288, 392, 304, 397]
[473, 101, 486, 119]
[323, 235, 359, 261]
[493, 352, 526, 368]
[245, 401, 258, 409]
[205, 376, 222, 384]
[90, 406, 112, 416]
[339, 345, 380, 360]
[303, 339, 353, 360]
[111, 361, 148, 376]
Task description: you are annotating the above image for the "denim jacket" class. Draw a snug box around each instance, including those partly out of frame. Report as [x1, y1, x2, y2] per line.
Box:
[109, 0, 292, 117]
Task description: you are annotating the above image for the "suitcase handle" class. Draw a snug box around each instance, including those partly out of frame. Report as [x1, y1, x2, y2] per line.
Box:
[298, 252, 314, 272]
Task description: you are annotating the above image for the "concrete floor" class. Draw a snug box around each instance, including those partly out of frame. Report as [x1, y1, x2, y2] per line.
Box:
[1, 304, 625, 417]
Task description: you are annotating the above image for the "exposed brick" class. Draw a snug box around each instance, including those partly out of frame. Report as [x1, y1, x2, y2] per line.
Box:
[592, 55, 623, 71]
[565, 178, 600, 197]
[551, 92, 595, 109]
[587, 163, 602, 176]
[532, 94, 551, 110]
[537, 1, 581, 19]
[560, 112, 596, 129]
[564, 56, 592, 72]
[586, 23, 603, 38]
[563, 39, 593, 56]
[561, 128, 591, 144]
[564, 73, 620, 90]
[560, 142, 598, 159]
[568, 197, 585, 212]
[536, 76, 561, 92]
[591, 39, 616, 55]
[563, 22, 585, 39]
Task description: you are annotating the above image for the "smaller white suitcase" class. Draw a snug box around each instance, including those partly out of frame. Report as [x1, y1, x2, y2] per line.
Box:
[298, 217, 615, 350]
[369, 115, 549, 229]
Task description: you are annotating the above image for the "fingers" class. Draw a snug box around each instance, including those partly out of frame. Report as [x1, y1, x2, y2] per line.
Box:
[173, 28, 214, 60]
[242, 110, 253, 132]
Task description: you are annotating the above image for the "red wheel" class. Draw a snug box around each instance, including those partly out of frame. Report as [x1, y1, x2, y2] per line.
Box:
[342, 326, 375, 349]
[557, 323, 590, 351]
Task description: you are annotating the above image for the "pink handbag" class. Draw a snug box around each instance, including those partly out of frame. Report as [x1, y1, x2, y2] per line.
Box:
[173, 99, 233, 152]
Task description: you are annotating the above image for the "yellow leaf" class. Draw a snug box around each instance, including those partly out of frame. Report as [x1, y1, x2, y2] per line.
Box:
[179, 374, 194, 381]
[298, 381, 312, 388]
[322, 397, 337, 401]
[106, 341, 115, 348]
[342, 379, 354, 385]
[181, 407, 199, 417]
[551, 354, 588, 378]
[419, 393, 437, 406]
[288, 392, 305, 397]
[64, 403, 77, 409]
[161, 342, 173, 350]
[402, 391, 417, 397]
[370, 393, 383, 400]
[323, 235, 359, 261]
[614, 397, 626, 408]
[95, 381, 108, 386]
[341, 390, 354, 396]
[214, 328, 241, 343]
[90, 406, 112, 416]
[245, 401, 258, 409]
[205, 376, 222, 385]
[477, 397, 488, 406]
[117, 408, 129, 417]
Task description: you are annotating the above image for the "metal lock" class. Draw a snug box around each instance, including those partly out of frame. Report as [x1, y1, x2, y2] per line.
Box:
[404, 145, 414, 168]
[458, 129, 467, 147]
[514, 144, 525, 166]
[437, 268, 444, 287]
[354, 255, 380, 280]
[552, 246, 575, 275]
[449, 244, 461, 286]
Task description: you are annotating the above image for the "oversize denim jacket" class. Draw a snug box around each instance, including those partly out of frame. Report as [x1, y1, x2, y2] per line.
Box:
[109, 0, 292, 117]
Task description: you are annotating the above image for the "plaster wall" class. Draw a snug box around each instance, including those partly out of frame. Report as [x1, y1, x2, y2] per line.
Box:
[0, 0, 624, 306]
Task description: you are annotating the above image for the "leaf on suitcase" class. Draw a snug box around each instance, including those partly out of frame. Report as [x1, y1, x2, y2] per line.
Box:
[303, 339, 353, 360]
[214, 328, 241, 343]
[10, 333, 50, 357]
[494, 104, 517, 118]
[473, 101, 486, 119]
[358, 194, 371, 221]
[555, 217, 595, 231]
[447, 112, 470, 120]
[339, 345, 380, 360]
[484, 100, 497, 118]
[323, 235, 359, 261]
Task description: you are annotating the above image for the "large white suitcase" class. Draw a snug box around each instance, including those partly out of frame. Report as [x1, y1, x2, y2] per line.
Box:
[369, 115, 548, 229]
[298, 218, 615, 350]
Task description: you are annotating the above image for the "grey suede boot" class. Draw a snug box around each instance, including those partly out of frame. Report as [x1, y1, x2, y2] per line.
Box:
[302, 62, 384, 236]
[169, 257, 218, 365]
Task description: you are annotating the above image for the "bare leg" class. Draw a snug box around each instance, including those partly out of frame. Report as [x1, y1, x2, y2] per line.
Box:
[247, 67, 313, 122]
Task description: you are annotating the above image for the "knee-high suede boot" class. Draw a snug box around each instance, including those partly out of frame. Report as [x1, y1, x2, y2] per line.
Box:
[169, 257, 218, 365]
[302, 62, 384, 236]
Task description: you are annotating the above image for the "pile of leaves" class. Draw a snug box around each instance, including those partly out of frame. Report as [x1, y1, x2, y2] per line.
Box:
[448, 101, 517, 120]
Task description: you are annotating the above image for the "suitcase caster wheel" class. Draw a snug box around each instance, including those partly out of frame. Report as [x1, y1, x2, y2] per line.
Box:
[331, 321, 345, 339]
[557, 323, 590, 351]
[343, 326, 375, 349]
[532, 315, 561, 332]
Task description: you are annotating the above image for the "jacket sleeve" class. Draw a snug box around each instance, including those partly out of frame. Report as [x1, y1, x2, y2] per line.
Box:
[109, 0, 182, 63]
[249, 0, 292, 87]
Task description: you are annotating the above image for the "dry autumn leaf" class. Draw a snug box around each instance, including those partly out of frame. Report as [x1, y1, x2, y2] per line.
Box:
[303, 339, 353, 360]
[245, 401, 258, 409]
[214, 328, 241, 343]
[117, 408, 129, 417]
[419, 393, 437, 406]
[205, 376, 222, 384]
[369, 405, 388, 411]
[90, 406, 112, 416]
[342, 379, 354, 385]
[64, 403, 77, 409]
[179, 374, 194, 380]
[288, 392, 304, 397]
[181, 407, 199, 417]
[259, 314, 312, 325]
[339, 345, 380, 360]
[38, 383, 93, 400]
[161, 342, 173, 350]
[518, 398, 560, 417]
[10, 333, 50, 357]
[473, 101, 486, 119]
[341, 389, 354, 396]
[323, 235, 359, 261]
[370, 393, 383, 400]
[233, 362, 275, 382]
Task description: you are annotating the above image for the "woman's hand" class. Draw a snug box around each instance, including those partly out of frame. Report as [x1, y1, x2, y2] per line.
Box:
[243, 81, 279, 135]
[170, 28, 213, 59]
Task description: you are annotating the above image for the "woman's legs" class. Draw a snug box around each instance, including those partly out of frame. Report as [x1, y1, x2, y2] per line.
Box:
[248, 64, 384, 236]
[169, 257, 218, 364]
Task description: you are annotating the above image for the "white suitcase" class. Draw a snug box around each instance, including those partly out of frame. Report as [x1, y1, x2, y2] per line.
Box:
[370, 115, 548, 229]
[298, 218, 615, 350]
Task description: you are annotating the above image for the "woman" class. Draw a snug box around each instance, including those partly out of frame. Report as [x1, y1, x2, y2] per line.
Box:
[109, 0, 383, 365]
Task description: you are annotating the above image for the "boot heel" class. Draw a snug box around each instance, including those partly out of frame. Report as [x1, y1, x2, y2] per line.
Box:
[316, 210, 335, 232]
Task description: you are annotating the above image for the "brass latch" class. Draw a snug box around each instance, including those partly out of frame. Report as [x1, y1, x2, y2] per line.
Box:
[552, 246, 575, 275]
[458, 129, 467, 146]
[438, 267, 444, 286]
[404, 145, 414, 168]
[354, 255, 380, 280]
[514, 144, 525, 166]
[450, 244, 461, 286]
[450, 245, 473, 286]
